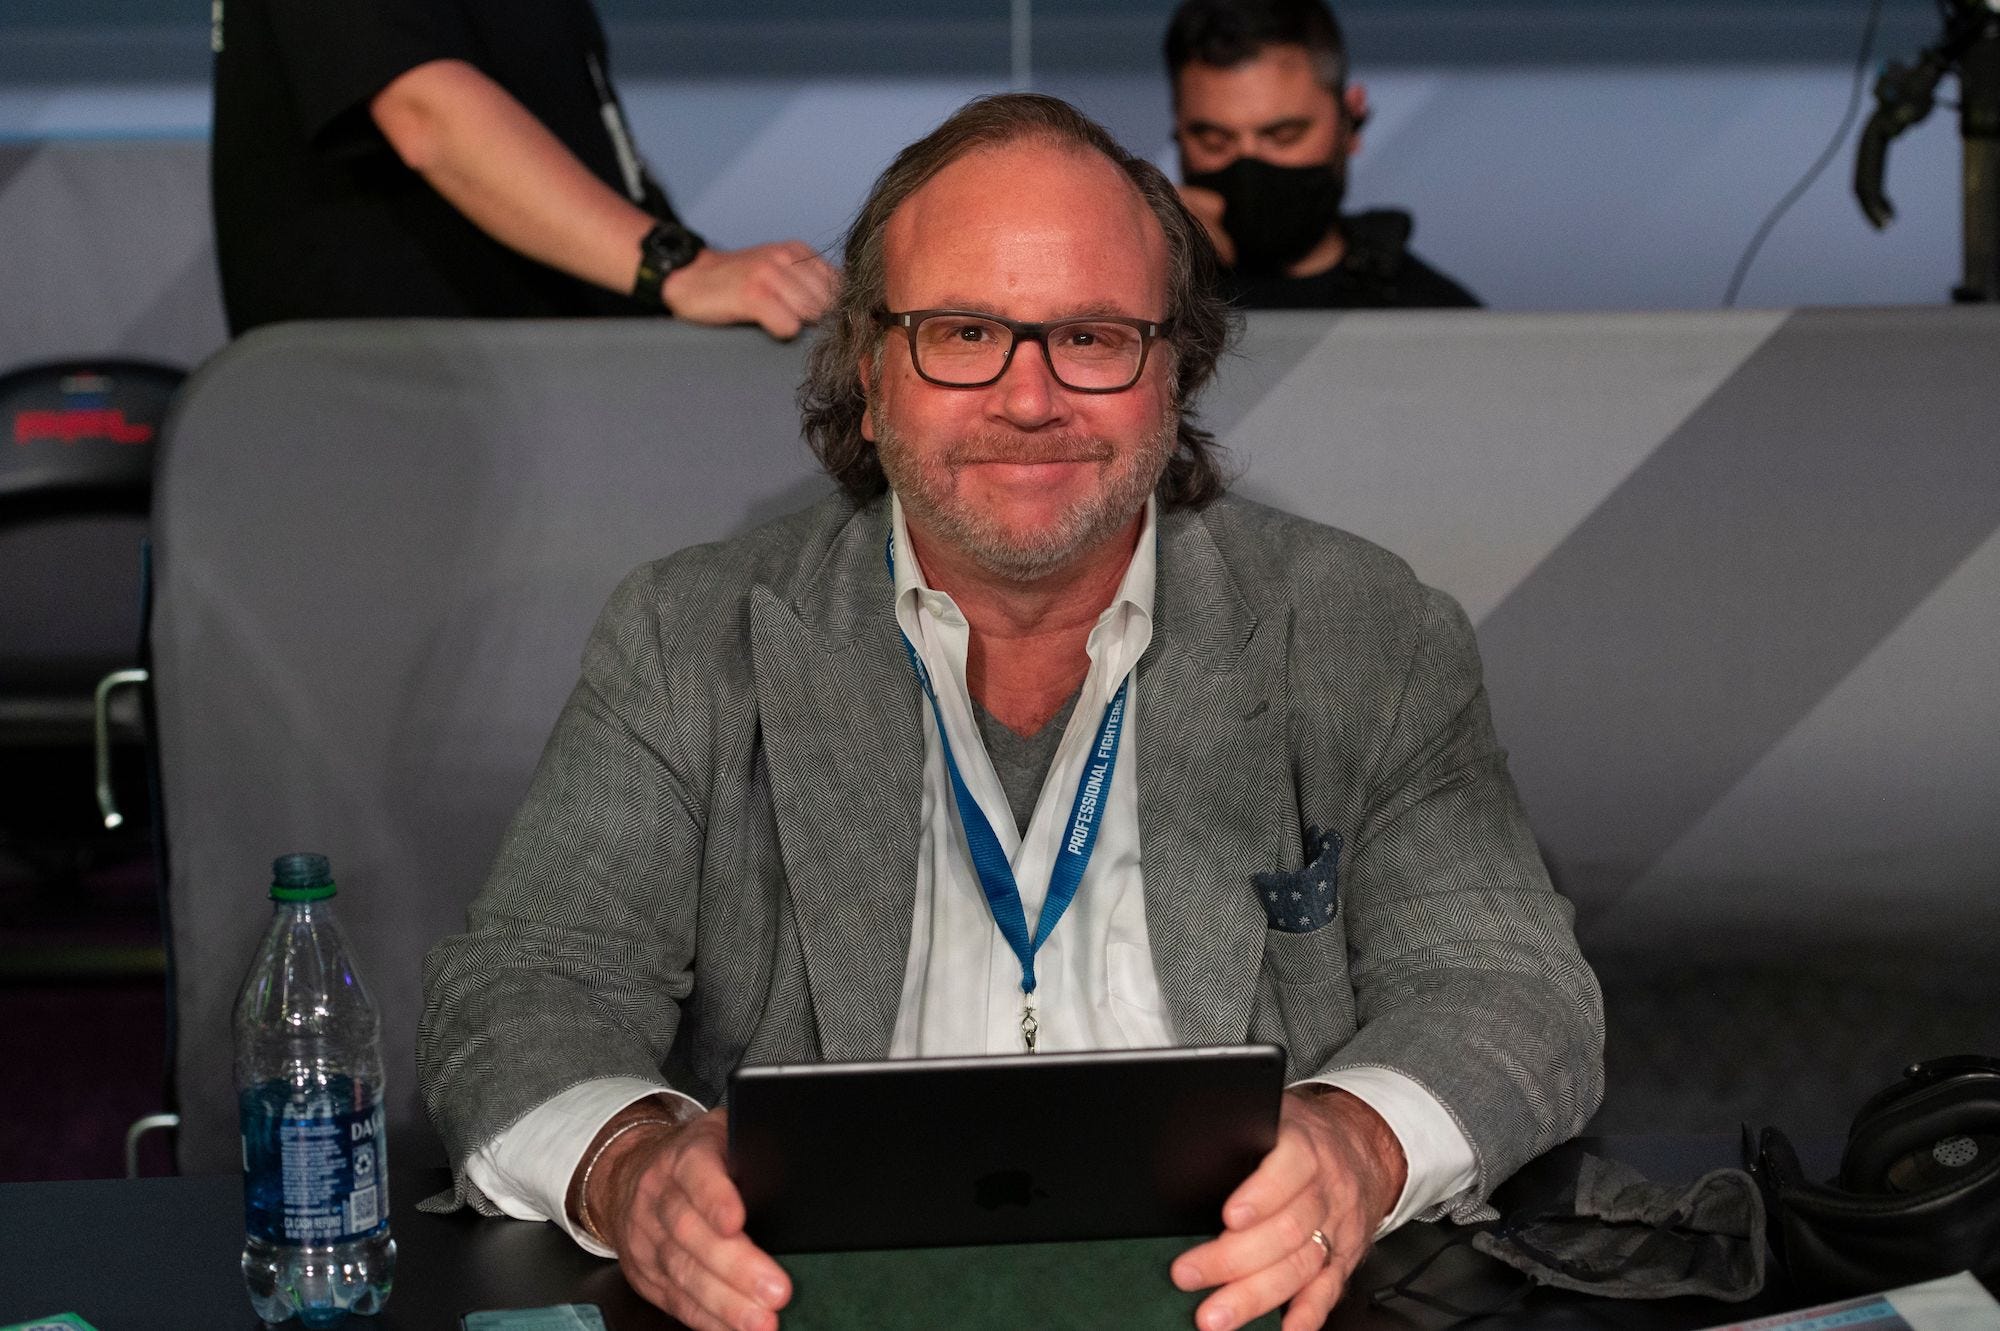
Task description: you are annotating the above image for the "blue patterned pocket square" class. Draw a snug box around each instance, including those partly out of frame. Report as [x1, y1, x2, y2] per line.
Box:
[1253, 826, 1342, 934]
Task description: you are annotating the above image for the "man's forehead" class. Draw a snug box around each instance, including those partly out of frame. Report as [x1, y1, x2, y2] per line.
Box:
[1174, 44, 1336, 123]
[890, 139, 1148, 230]
[881, 139, 1169, 308]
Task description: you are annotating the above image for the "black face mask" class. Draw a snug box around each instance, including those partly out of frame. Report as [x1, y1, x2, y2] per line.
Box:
[1181, 155, 1346, 274]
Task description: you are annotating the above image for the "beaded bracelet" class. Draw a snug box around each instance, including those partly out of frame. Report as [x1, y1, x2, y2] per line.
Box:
[575, 1113, 687, 1249]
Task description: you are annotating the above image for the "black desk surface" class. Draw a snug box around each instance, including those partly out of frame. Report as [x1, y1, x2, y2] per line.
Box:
[0, 1138, 1807, 1331]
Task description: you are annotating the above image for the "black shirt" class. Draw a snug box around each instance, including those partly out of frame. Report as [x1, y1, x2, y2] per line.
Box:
[212, 0, 673, 333]
[1222, 210, 1481, 311]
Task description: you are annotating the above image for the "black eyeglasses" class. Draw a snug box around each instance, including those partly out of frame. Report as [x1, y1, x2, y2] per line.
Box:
[875, 309, 1171, 393]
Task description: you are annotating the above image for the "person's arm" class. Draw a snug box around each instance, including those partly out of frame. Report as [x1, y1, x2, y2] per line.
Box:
[1172, 1086, 1404, 1331]
[460, 1078, 693, 1249]
[571, 1102, 792, 1331]
[1174, 576, 1604, 1331]
[418, 556, 790, 1328]
[1304, 1066, 1477, 1232]
[462, 1077, 789, 1329]
[370, 58, 834, 337]
[1313, 586, 1604, 1181]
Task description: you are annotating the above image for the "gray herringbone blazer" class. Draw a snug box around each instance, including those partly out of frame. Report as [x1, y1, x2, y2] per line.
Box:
[418, 492, 1603, 1219]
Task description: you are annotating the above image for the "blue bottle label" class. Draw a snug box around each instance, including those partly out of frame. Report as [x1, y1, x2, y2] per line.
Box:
[241, 1080, 390, 1245]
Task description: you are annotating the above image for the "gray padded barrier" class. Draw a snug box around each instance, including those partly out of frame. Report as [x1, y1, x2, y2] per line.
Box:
[153, 310, 2000, 1175]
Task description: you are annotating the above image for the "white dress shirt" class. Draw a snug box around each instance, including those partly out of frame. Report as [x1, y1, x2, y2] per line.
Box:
[470, 495, 1475, 1253]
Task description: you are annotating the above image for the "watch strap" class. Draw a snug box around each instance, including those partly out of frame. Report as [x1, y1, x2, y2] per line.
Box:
[632, 221, 707, 308]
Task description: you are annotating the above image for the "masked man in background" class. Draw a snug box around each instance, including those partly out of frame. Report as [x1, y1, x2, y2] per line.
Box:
[1166, 0, 1480, 309]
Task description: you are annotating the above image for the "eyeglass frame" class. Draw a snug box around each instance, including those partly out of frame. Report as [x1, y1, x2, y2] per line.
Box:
[873, 309, 1173, 394]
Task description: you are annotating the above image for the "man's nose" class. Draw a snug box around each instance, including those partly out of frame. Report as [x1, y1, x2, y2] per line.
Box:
[989, 337, 1067, 430]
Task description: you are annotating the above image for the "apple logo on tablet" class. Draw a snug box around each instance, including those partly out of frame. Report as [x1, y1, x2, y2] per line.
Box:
[974, 1168, 1046, 1209]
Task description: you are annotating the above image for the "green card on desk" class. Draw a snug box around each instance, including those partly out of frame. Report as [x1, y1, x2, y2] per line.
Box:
[778, 1234, 1279, 1330]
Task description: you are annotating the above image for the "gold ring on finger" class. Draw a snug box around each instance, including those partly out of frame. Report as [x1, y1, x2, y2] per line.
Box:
[1308, 1228, 1331, 1268]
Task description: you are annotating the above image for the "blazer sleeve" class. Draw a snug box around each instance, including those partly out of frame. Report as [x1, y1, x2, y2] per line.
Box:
[418, 564, 705, 1205]
[1312, 585, 1605, 1218]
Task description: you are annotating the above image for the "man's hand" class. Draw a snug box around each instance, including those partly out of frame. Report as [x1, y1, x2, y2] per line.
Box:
[1176, 184, 1237, 267]
[1170, 1087, 1408, 1331]
[580, 1104, 790, 1331]
[662, 241, 837, 341]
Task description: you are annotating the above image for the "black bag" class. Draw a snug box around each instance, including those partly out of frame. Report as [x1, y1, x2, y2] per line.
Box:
[1750, 1054, 2000, 1300]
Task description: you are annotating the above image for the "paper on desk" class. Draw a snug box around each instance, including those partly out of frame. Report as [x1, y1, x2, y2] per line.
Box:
[1695, 1271, 2000, 1331]
[460, 1305, 608, 1331]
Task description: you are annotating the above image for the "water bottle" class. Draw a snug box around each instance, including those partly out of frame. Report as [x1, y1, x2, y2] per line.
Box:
[235, 853, 396, 1326]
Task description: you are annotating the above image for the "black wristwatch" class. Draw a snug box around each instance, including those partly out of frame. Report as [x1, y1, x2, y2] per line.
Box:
[632, 220, 707, 308]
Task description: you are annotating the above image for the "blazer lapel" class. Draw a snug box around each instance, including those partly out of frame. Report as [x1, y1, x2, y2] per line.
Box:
[749, 504, 924, 1062]
[1139, 508, 1297, 1046]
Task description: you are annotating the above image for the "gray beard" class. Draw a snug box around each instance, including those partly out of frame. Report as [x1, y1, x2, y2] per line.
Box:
[871, 414, 1177, 583]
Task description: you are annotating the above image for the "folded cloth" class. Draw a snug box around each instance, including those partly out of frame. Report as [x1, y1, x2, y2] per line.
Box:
[1469, 1154, 1767, 1302]
[1252, 826, 1341, 934]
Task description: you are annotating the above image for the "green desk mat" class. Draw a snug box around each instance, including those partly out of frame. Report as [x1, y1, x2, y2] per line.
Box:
[779, 1234, 1281, 1330]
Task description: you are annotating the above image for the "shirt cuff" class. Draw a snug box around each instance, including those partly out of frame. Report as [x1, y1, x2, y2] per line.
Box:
[464, 1077, 706, 1257]
[1296, 1066, 1478, 1236]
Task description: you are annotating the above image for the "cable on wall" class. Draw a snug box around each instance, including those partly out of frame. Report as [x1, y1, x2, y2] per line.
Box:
[1721, 0, 1887, 307]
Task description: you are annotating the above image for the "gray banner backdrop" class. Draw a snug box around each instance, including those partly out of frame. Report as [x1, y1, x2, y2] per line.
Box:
[152, 311, 2000, 1170]
[1474, 307, 2000, 951]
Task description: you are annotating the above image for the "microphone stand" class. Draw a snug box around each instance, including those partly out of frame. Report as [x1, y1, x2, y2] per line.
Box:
[1960, 15, 2000, 300]
[1855, 0, 2000, 302]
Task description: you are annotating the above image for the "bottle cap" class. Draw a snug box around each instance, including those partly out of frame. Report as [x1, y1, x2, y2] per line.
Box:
[270, 852, 337, 902]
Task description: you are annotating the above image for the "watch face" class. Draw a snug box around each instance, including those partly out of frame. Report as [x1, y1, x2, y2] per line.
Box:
[634, 221, 707, 306]
[644, 224, 702, 272]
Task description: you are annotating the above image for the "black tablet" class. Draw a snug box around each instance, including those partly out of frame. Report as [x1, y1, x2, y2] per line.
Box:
[727, 1044, 1284, 1253]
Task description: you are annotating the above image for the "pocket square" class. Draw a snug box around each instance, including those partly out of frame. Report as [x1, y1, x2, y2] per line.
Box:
[1253, 825, 1342, 934]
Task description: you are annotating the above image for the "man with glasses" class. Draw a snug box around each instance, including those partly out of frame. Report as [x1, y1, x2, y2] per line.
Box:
[420, 93, 1600, 1331]
[1167, 0, 1480, 309]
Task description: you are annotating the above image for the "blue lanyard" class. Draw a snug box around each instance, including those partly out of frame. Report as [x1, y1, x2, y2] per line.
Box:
[888, 538, 1130, 1004]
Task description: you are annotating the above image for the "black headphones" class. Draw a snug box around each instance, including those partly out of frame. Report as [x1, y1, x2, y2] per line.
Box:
[1751, 1054, 2000, 1300]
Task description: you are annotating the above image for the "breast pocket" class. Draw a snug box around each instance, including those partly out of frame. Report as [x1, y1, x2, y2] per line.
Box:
[1252, 823, 1356, 1074]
